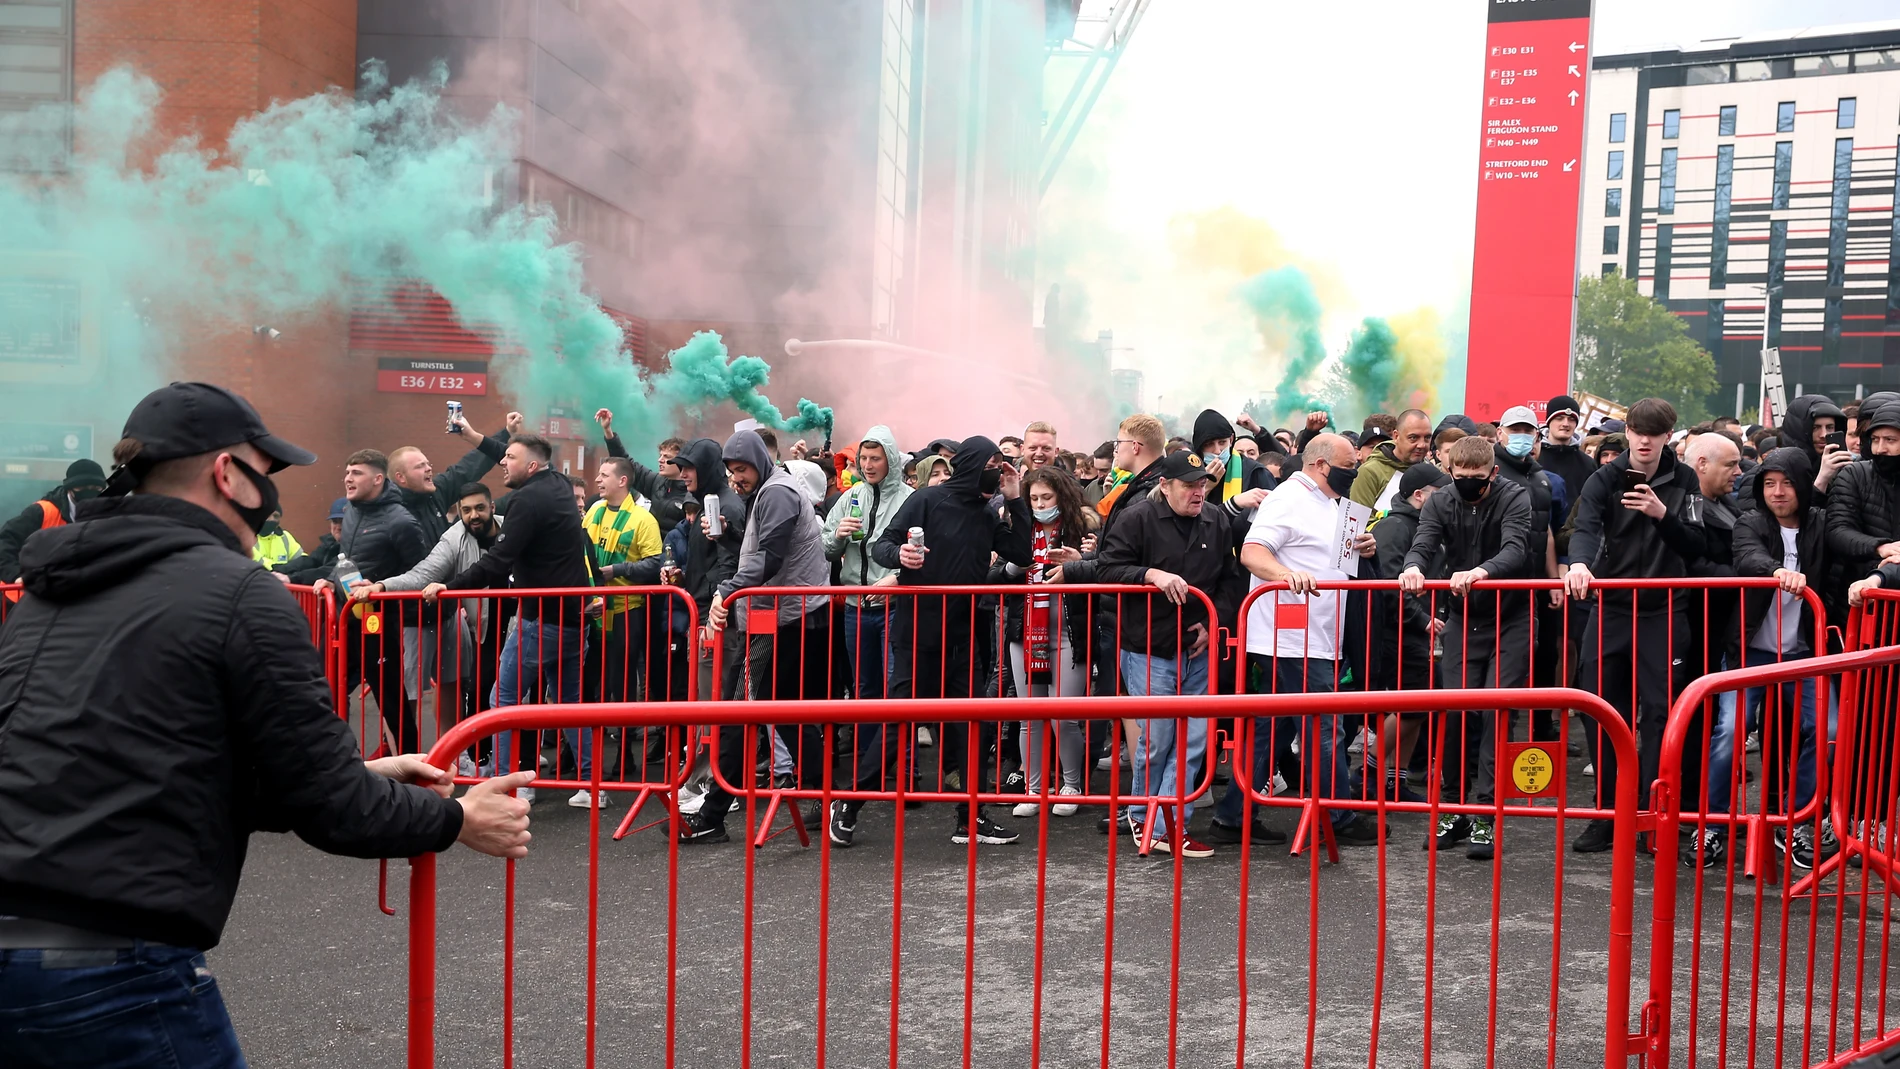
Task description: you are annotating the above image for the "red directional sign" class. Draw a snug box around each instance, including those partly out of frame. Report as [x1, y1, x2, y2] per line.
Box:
[1463, 0, 1593, 423]
[375, 357, 489, 395]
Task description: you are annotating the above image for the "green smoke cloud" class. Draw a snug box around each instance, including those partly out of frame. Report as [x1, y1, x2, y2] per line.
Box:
[1340, 317, 1401, 418]
[654, 332, 834, 442]
[1237, 265, 1329, 418]
[0, 64, 830, 478]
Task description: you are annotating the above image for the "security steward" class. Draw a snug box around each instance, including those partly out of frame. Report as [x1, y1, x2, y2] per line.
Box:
[0, 383, 535, 1067]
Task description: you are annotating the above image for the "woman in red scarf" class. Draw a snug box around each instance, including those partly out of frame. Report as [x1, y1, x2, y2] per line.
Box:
[991, 468, 1098, 817]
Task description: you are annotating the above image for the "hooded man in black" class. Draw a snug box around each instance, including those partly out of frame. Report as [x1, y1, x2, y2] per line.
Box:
[862, 436, 1032, 846]
[1400, 435, 1535, 860]
[1827, 398, 1900, 601]
[1739, 394, 1849, 508]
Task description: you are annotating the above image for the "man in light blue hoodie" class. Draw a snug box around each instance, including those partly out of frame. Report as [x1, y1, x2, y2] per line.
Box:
[822, 425, 912, 699]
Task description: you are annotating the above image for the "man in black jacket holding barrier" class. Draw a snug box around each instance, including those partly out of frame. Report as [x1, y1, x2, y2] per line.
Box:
[1564, 397, 1708, 854]
[0, 383, 531, 1066]
[1400, 435, 1535, 860]
[853, 436, 1031, 847]
[425, 433, 603, 805]
[323, 449, 430, 752]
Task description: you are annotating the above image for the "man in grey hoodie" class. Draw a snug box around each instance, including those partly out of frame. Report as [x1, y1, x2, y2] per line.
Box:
[822, 425, 912, 699]
[679, 430, 831, 843]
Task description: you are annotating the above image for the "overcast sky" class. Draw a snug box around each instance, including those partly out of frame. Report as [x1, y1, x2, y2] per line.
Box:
[1039, 0, 1900, 406]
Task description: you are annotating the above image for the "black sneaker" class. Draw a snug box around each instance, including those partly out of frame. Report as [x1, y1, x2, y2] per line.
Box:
[802, 802, 824, 831]
[1427, 813, 1471, 851]
[1683, 827, 1727, 869]
[1001, 769, 1027, 794]
[828, 801, 856, 849]
[678, 812, 729, 844]
[1818, 818, 1841, 862]
[1466, 816, 1495, 860]
[1783, 825, 1816, 870]
[1333, 815, 1382, 845]
[1572, 818, 1615, 854]
[772, 771, 798, 792]
[953, 817, 1020, 845]
[1382, 778, 1428, 805]
[1208, 818, 1288, 845]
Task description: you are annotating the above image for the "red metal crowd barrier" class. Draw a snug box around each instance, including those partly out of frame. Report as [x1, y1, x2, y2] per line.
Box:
[405, 687, 1644, 1069]
[1644, 589, 1900, 1069]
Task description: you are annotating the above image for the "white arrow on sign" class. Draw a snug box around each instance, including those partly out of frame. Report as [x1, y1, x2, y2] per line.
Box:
[1568, 41, 1584, 53]
[1568, 64, 1581, 77]
[1562, 159, 1576, 172]
[1568, 89, 1580, 106]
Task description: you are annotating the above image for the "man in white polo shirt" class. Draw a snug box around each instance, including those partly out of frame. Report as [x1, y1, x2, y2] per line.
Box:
[1208, 432, 1381, 845]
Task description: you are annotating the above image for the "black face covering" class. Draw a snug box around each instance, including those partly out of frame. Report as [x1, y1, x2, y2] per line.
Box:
[228, 457, 280, 535]
[1874, 453, 1900, 482]
[979, 466, 1003, 495]
[1454, 475, 1491, 503]
[1324, 463, 1357, 497]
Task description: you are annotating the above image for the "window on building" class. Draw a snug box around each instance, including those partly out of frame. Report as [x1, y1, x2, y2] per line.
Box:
[1654, 224, 1675, 303]
[1718, 105, 1736, 136]
[1778, 101, 1795, 132]
[1603, 225, 1620, 256]
[1795, 54, 1851, 77]
[1712, 144, 1734, 289]
[1773, 141, 1793, 209]
[1838, 97, 1857, 129]
[1609, 112, 1626, 143]
[1606, 187, 1622, 217]
[1734, 60, 1774, 82]
[1659, 147, 1678, 213]
[1606, 150, 1624, 180]
[1857, 49, 1900, 71]
[1603, 263, 1619, 277]
[1687, 64, 1731, 84]
[1662, 109, 1681, 139]
[0, 0, 70, 169]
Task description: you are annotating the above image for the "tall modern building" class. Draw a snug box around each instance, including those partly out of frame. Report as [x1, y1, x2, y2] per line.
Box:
[1583, 23, 1900, 412]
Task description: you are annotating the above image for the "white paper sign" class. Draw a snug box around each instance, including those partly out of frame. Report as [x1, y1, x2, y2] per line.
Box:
[1333, 499, 1373, 576]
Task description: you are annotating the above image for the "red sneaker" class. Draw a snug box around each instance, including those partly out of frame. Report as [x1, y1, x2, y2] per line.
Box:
[1152, 832, 1214, 859]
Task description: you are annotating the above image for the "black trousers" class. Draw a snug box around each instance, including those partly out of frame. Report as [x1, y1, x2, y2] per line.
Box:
[701, 608, 832, 827]
[844, 629, 992, 824]
[1434, 610, 1532, 806]
[345, 613, 417, 753]
[1579, 608, 1689, 812]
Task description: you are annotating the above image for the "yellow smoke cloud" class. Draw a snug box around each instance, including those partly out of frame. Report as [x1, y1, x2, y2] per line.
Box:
[1385, 306, 1446, 414]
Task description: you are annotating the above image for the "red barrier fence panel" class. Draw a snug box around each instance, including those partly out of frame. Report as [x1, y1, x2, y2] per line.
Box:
[284, 583, 340, 709]
[337, 586, 700, 829]
[706, 584, 1224, 849]
[1647, 605, 1900, 1069]
[402, 686, 1642, 1069]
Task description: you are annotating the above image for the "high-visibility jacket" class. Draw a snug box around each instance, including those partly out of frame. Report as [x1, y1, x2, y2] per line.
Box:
[251, 528, 303, 570]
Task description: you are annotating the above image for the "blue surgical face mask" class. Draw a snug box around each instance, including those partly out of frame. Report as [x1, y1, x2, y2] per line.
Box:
[1033, 505, 1061, 524]
[1505, 433, 1535, 458]
[1203, 450, 1229, 470]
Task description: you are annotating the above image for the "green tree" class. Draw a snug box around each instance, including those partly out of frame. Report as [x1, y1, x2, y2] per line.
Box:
[1572, 273, 1719, 426]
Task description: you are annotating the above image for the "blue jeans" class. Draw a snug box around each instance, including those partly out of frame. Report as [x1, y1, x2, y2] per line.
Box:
[1120, 650, 1209, 832]
[840, 602, 888, 699]
[0, 944, 246, 1067]
[1215, 656, 1352, 828]
[1707, 645, 1831, 816]
[492, 619, 588, 780]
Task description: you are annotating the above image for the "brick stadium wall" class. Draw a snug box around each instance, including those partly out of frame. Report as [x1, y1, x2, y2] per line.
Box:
[73, 0, 375, 540]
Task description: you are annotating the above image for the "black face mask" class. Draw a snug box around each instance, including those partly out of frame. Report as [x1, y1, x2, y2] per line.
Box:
[228, 457, 280, 535]
[1324, 463, 1357, 497]
[979, 467, 1003, 495]
[1874, 453, 1900, 481]
[1454, 475, 1491, 503]
[68, 484, 103, 503]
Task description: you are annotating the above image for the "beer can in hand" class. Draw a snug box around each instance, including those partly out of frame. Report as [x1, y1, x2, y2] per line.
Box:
[703, 494, 723, 536]
[907, 526, 925, 548]
[445, 400, 463, 434]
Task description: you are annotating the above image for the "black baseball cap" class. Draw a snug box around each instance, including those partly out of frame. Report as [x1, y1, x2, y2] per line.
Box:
[1397, 462, 1452, 499]
[1157, 450, 1218, 482]
[120, 382, 317, 474]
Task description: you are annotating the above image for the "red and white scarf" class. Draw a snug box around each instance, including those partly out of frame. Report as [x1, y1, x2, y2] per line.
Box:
[1026, 523, 1056, 685]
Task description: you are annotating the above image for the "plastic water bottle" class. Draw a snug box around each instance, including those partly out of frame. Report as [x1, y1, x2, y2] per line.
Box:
[333, 554, 363, 597]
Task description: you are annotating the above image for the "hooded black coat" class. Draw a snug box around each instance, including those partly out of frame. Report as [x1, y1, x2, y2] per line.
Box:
[0, 495, 463, 949]
[1734, 447, 1830, 655]
[874, 436, 1033, 646]
[1738, 394, 1841, 508]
